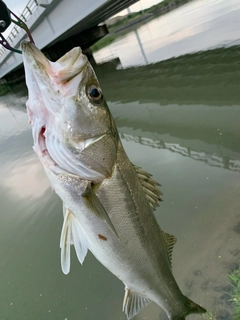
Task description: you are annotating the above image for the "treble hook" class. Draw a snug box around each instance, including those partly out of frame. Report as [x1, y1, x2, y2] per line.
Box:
[0, 0, 34, 54]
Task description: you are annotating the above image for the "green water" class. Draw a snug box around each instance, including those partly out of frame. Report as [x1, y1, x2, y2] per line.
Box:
[1, 1, 240, 319]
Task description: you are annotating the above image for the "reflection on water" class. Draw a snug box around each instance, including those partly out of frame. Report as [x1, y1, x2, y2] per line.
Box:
[134, 30, 148, 65]
[94, 0, 240, 68]
[1, 0, 240, 319]
[96, 45, 240, 185]
[97, 45, 240, 106]
[120, 132, 240, 173]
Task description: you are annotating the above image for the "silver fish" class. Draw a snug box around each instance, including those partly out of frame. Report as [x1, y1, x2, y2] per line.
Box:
[21, 41, 206, 320]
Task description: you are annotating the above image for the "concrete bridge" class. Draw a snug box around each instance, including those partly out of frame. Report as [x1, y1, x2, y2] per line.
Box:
[0, 0, 139, 80]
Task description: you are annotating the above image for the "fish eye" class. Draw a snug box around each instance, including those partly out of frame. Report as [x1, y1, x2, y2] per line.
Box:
[87, 85, 103, 103]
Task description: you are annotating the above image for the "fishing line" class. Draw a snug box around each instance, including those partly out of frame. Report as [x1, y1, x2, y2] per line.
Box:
[0, 0, 34, 54]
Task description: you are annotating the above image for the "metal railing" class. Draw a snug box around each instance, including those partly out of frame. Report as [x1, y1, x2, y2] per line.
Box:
[0, 0, 38, 56]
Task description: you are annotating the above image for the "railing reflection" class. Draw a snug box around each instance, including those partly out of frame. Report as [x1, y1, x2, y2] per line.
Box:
[120, 132, 240, 173]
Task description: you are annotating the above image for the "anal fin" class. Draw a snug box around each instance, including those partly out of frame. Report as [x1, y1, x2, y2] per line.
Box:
[123, 287, 151, 319]
[60, 204, 88, 274]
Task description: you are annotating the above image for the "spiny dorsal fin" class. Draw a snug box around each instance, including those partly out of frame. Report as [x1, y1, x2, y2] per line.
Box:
[123, 287, 151, 319]
[162, 231, 177, 267]
[133, 164, 163, 209]
[60, 204, 88, 274]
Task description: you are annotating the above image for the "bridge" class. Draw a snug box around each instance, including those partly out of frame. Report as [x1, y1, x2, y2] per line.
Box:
[0, 0, 139, 80]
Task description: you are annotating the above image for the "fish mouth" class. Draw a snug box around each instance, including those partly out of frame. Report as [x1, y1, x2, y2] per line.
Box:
[21, 41, 88, 84]
[21, 41, 51, 75]
[22, 41, 88, 100]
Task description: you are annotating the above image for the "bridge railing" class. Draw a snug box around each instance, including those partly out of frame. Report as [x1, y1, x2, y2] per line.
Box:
[0, 0, 39, 56]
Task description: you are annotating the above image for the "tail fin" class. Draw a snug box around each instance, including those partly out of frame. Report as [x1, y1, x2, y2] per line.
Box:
[171, 297, 206, 320]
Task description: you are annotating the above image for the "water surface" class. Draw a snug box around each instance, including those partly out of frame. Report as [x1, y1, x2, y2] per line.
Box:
[1, 0, 240, 319]
[94, 0, 240, 67]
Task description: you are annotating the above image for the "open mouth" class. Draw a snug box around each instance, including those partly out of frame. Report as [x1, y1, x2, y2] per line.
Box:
[22, 41, 88, 85]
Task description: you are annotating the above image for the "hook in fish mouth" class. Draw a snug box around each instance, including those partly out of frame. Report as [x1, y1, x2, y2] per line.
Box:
[22, 42, 88, 95]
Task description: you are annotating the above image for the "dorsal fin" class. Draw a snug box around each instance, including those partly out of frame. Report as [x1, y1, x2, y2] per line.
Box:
[133, 164, 163, 209]
[162, 231, 177, 267]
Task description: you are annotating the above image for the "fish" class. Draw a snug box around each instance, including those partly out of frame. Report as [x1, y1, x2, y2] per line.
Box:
[21, 40, 206, 320]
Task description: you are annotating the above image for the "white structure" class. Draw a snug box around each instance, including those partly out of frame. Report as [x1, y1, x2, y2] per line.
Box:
[0, 0, 138, 79]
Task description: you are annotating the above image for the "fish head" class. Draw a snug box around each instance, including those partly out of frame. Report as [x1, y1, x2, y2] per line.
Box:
[22, 41, 119, 182]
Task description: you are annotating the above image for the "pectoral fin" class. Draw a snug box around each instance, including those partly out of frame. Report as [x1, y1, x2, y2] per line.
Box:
[82, 182, 119, 238]
[123, 287, 151, 319]
[60, 204, 88, 274]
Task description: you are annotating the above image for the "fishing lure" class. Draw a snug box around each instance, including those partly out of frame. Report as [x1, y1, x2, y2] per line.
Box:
[0, 0, 34, 54]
